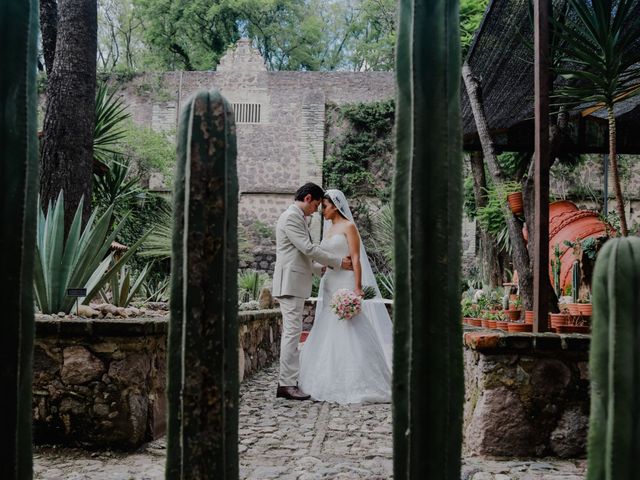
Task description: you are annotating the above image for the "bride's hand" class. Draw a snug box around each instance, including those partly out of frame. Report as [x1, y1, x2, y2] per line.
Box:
[354, 287, 364, 297]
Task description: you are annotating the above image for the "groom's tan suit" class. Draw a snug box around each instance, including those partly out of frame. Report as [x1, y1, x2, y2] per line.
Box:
[273, 204, 342, 386]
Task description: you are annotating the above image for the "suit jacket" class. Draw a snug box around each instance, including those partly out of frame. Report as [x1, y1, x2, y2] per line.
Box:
[272, 204, 342, 298]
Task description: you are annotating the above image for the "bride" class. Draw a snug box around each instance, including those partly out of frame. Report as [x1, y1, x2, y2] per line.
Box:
[298, 189, 392, 404]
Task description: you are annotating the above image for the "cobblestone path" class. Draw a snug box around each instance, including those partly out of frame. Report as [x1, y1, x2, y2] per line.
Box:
[34, 364, 586, 479]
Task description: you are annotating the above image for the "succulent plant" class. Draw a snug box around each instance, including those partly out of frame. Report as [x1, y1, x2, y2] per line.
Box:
[587, 237, 640, 480]
[166, 90, 239, 479]
[393, 0, 463, 477]
[1, 0, 39, 476]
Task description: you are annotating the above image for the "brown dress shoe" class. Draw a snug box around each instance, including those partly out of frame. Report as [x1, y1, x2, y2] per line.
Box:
[276, 385, 311, 400]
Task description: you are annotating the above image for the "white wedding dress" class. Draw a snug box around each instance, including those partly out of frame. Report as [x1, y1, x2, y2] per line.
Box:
[298, 233, 392, 404]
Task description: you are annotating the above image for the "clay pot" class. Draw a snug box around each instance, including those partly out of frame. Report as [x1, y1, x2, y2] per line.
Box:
[508, 322, 533, 333]
[556, 324, 590, 334]
[567, 303, 581, 316]
[507, 192, 524, 215]
[578, 303, 593, 317]
[469, 318, 482, 327]
[481, 319, 497, 329]
[524, 310, 534, 324]
[549, 313, 569, 330]
[495, 320, 510, 331]
[547, 200, 609, 292]
[506, 309, 521, 321]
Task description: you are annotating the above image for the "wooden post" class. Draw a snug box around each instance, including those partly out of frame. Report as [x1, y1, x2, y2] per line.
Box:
[533, 0, 550, 332]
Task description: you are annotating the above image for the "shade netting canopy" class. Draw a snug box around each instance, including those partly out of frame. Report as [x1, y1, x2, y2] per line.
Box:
[461, 0, 640, 154]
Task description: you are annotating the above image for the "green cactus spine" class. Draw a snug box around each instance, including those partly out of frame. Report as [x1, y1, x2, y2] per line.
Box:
[166, 90, 239, 479]
[587, 237, 640, 480]
[1, 0, 39, 477]
[393, 0, 463, 478]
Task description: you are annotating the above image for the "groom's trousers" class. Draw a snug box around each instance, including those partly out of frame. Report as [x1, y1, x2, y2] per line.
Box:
[277, 295, 306, 386]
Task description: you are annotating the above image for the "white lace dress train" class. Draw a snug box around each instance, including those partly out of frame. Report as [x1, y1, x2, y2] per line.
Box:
[298, 234, 392, 404]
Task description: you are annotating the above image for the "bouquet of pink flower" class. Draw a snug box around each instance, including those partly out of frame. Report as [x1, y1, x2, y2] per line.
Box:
[330, 289, 362, 320]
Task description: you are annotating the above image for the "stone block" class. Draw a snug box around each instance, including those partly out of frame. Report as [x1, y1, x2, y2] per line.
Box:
[61, 346, 105, 385]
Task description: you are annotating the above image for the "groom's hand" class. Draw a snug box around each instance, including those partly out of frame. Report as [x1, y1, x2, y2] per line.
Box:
[341, 257, 353, 270]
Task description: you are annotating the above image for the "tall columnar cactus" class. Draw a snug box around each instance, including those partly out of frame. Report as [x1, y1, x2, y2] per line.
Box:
[587, 237, 640, 480]
[393, 0, 463, 478]
[1, 0, 39, 477]
[572, 261, 580, 303]
[166, 90, 239, 479]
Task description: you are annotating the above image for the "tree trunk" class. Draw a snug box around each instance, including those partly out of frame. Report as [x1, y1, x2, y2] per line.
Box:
[40, 0, 58, 75]
[462, 62, 533, 307]
[40, 0, 97, 232]
[468, 151, 504, 287]
[608, 107, 628, 236]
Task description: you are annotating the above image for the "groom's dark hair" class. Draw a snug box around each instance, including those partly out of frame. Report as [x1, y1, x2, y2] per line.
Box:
[294, 182, 324, 201]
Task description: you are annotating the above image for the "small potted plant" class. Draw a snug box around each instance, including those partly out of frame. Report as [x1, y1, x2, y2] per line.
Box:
[504, 181, 523, 216]
[549, 305, 570, 331]
[577, 293, 592, 317]
[495, 310, 510, 330]
[507, 296, 522, 321]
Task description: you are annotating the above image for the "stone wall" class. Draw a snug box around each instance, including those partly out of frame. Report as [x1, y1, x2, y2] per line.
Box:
[33, 309, 282, 449]
[463, 330, 590, 458]
[114, 40, 395, 232]
[238, 310, 282, 382]
[33, 317, 167, 450]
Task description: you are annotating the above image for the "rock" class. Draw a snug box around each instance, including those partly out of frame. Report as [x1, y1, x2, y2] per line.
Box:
[125, 307, 142, 317]
[61, 346, 105, 385]
[108, 354, 151, 386]
[464, 387, 533, 456]
[98, 304, 119, 316]
[550, 406, 588, 457]
[57, 312, 66, 317]
[77, 305, 100, 318]
[259, 287, 274, 309]
[115, 307, 129, 317]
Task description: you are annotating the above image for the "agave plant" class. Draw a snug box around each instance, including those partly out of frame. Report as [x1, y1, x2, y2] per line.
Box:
[238, 270, 269, 302]
[143, 276, 171, 303]
[93, 155, 143, 218]
[100, 262, 152, 307]
[94, 82, 131, 165]
[33, 191, 148, 314]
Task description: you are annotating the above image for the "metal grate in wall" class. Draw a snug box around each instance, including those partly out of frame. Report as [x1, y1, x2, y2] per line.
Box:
[232, 103, 261, 124]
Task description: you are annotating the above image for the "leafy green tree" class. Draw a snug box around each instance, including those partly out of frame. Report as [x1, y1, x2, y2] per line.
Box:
[133, 0, 240, 70]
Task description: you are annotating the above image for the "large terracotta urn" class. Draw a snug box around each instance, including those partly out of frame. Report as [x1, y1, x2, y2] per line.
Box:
[547, 201, 609, 291]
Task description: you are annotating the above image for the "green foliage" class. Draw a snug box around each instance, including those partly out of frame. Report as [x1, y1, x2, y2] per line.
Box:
[463, 176, 477, 218]
[117, 119, 175, 178]
[588, 237, 640, 480]
[324, 100, 394, 201]
[93, 156, 143, 218]
[460, 0, 488, 56]
[101, 262, 152, 307]
[372, 203, 394, 267]
[142, 276, 170, 302]
[311, 274, 321, 297]
[376, 272, 394, 299]
[94, 82, 132, 165]
[362, 285, 377, 300]
[34, 192, 147, 313]
[238, 269, 269, 302]
[133, 0, 239, 70]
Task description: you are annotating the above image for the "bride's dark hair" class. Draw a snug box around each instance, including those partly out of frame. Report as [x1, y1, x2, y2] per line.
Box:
[323, 194, 347, 219]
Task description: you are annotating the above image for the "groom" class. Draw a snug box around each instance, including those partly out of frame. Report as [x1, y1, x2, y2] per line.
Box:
[272, 183, 352, 400]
